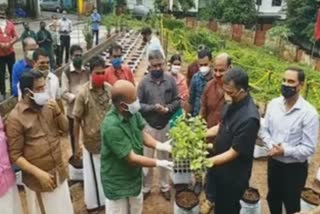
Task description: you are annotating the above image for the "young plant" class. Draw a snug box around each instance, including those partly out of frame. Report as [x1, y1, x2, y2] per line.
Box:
[169, 115, 213, 172]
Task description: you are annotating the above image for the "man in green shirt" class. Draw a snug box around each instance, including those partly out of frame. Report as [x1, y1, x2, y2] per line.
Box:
[37, 21, 54, 69]
[101, 80, 173, 214]
[20, 22, 37, 43]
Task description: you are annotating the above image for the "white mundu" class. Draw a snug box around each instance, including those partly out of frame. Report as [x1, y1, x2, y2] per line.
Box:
[83, 147, 105, 210]
[25, 180, 74, 214]
[0, 185, 23, 214]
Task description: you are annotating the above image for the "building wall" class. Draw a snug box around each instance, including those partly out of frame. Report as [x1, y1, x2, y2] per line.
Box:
[256, 0, 286, 19]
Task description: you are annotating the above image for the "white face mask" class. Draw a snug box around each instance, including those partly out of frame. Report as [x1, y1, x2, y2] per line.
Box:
[124, 99, 141, 114]
[171, 65, 181, 74]
[31, 91, 50, 106]
[199, 66, 210, 75]
[26, 50, 34, 60]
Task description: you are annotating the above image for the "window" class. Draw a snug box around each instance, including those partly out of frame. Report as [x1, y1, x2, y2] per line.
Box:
[256, 0, 262, 6]
[136, 0, 143, 5]
[272, 0, 282, 6]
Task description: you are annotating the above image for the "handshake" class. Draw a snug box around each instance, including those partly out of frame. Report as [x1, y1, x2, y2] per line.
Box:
[155, 140, 174, 171]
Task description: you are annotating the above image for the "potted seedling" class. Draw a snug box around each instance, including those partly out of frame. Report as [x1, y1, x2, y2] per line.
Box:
[240, 187, 261, 214]
[169, 115, 212, 213]
[82, 24, 93, 50]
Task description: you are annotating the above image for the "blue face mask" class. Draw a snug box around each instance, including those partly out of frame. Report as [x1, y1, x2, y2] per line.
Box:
[111, 58, 122, 69]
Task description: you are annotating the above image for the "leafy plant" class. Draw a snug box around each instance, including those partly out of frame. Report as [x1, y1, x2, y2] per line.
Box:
[169, 116, 213, 172]
[219, 0, 257, 25]
[198, 0, 223, 21]
[82, 22, 93, 49]
[268, 25, 293, 49]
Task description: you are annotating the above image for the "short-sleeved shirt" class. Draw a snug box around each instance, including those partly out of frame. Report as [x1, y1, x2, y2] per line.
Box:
[12, 59, 33, 96]
[0, 20, 17, 57]
[104, 65, 135, 86]
[73, 82, 112, 154]
[100, 106, 145, 200]
[20, 30, 37, 42]
[211, 95, 260, 183]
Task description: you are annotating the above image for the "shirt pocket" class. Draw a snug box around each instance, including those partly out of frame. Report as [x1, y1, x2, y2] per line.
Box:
[164, 88, 173, 103]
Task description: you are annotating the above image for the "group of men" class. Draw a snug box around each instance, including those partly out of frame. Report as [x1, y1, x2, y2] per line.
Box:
[0, 7, 101, 101]
[0, 19, 318, 214]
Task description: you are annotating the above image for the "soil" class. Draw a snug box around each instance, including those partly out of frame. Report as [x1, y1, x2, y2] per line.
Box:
[301, 188, 320, 206]
[242, 187, 260, 204]
[175, 190, 199, 210]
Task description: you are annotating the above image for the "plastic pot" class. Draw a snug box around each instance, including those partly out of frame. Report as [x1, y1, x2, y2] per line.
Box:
[240, 187, 261, 214]
[174, 189, 199, 214]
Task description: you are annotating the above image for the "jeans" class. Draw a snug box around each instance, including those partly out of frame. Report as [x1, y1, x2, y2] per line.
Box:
[92, 30, 99, 46]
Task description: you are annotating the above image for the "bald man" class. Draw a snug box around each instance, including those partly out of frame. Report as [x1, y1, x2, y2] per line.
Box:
[100, 80, 173, 214]
[12, 37, 38, 96]
[200, 53, 232, 214]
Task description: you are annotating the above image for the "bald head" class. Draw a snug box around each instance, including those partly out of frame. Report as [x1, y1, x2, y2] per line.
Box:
[23, 37, 38, 52]
[112, 80, 137, 106]
[214, 53, 232, 80]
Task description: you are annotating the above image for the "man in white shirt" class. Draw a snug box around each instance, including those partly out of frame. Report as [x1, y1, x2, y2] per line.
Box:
[59, 10, 72, 63]
[141, 27, 165, 60]
[259, 67, 319, 214]
[18, 48, 60, 101]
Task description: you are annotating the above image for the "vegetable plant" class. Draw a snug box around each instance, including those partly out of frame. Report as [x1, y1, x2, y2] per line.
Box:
[169, 115, 213, 172]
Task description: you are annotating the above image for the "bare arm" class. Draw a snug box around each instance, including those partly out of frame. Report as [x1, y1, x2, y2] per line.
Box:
[73, 117, 81, 158]
[208, 148, 239, 166]
[143, 131, 158, 149]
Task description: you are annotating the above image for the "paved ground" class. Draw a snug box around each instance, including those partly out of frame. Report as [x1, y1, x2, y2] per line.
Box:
[0, 11, 107, 100]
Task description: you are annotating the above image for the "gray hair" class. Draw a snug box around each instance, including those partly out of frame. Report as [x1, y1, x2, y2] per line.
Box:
[148, 50, 164, 61]
[215, 53, 232, 66]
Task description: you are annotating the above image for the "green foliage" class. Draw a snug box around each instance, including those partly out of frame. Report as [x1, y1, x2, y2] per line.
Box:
[169, 116, 213, 172]
[154, 0, 169, 12]
[285, 0, 317, 43]
[198, 0, 223, 21]
[176, 0, 195, 13]
[219, 0, 257, 25]
[163, 18, 185, 30]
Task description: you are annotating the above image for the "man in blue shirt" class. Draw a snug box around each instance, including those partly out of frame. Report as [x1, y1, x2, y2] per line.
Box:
[187, 49, 213, 117]
[12, 37, 38, 96]
[91, 9, 101, 46]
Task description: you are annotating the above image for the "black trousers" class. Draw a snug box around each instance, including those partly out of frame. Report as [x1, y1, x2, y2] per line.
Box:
[205, 168, 216, 203]
[54, 45, 62, 67]
[267, 159, 308, 214]
[60, 35, 71, 63]
[92, 30, 99, 46]
[0, 52, 15, 95]
[212, 172, 248, 214]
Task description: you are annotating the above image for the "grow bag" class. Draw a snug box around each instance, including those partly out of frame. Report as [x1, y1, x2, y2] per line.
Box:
[240, 187, 261, 214]
[301, 188, 320, 212]
[174, 189, 199, 214]
[69, 164, 83, 181]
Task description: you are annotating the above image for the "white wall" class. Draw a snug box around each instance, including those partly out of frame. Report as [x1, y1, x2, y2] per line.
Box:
[256, 0, 286, 19]
[0, 0, 7, 4]
[127, 0, 155, 10]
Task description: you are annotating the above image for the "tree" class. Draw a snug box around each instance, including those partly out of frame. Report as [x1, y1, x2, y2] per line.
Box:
[219, 0, 257, 25]
[177, 0, 195, 14]
[285, 0, 317, 43]
[26, 0, 40, 18]
[198, 0, 223, 21]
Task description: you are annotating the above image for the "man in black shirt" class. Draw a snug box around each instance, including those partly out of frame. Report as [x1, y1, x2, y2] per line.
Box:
[206, 68, 260, 214]
[138, 49, 180, 200]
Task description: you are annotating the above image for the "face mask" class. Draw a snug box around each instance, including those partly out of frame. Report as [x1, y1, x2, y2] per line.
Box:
[199, 66, 210, 75]
[30, 91, 50, 106]
[111, 58, 122, 69]
[150, 70, 163, 79]
[25, 50, 34, 60]
[73, 58, 83, 69]
[281, 84, 297, 98]
[124, 99, 141, 115]
[171, 65, 181, 74]
[39, 66, 50, 77]
[91, 73, 105, 87]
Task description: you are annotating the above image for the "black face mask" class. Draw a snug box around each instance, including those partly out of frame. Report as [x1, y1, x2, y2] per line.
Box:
[150, 70, 163, 79]
[281, 84, 297, 98]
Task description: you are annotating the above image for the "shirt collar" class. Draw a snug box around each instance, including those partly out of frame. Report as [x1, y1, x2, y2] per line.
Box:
[22, 59, 32, 68]
[147, 73, 166, 83]
[18, 99, 41, 113]
[281, 95, 303, 111]
[228, 94, 251, 111]
[70, 63, 85, 72]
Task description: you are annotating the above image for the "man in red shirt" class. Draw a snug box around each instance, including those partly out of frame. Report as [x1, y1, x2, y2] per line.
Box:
[105, 44, 135, 86]
[0, 7, 18, 100]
